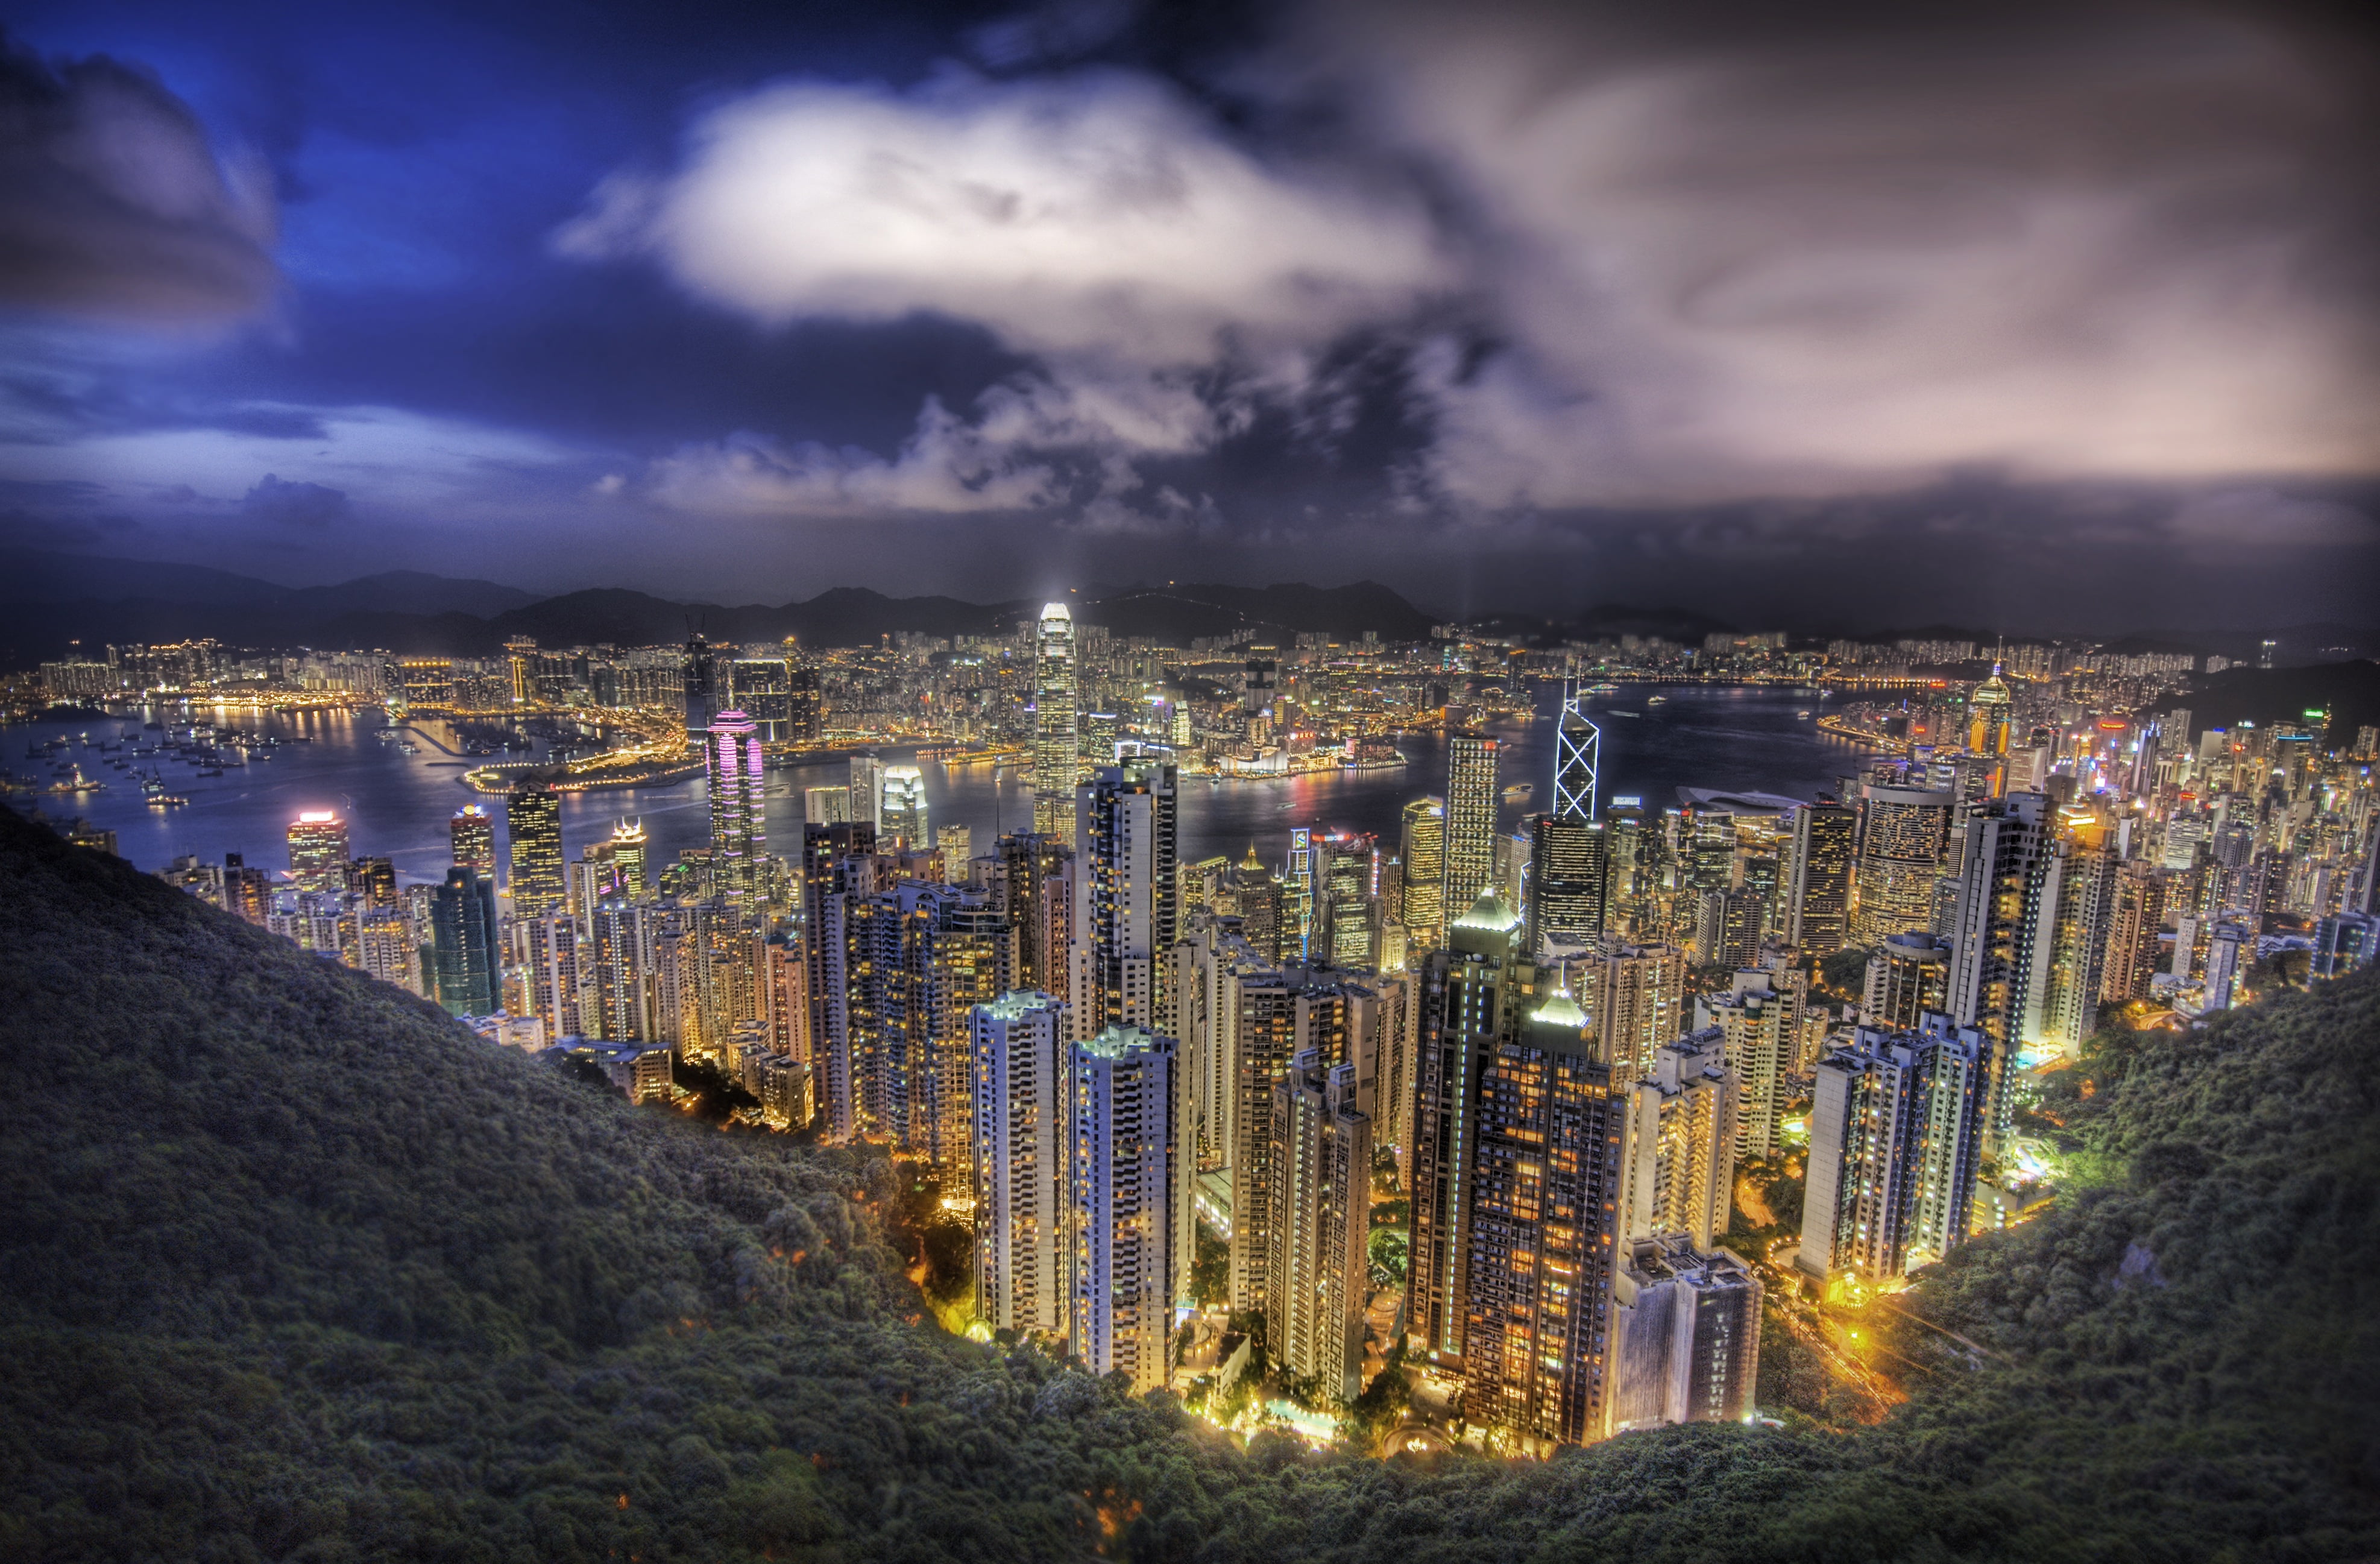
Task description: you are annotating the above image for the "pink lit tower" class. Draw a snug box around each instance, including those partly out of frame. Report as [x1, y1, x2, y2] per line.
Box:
[707, 709, 767, 923]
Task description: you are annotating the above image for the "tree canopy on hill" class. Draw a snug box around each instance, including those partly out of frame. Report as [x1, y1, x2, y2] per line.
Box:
[1, 803, 2375, 1562]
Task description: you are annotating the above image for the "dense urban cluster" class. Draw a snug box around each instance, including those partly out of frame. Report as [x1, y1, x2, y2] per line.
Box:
[31, 602, 2380, 1459]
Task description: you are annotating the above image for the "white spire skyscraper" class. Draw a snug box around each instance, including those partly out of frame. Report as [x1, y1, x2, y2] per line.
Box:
[1033, 601, 1077, 838]
[1552, 678, 1601, 822]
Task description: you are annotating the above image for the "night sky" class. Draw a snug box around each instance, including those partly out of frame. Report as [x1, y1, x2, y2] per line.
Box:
[3, 0, 2376, 631]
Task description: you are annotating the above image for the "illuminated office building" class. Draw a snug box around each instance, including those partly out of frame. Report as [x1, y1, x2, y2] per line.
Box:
[1852, 783, 1957, 947]
[1407, 888, 1523, 1365]
[971, 991, 1071, 1337]
[1552, 684, 1601, 821]
[610, 818, 649, 900]
[881, 765, 928, 851]
[706, 710, 767, 923]
[996, 831, 1072, 995]
[1401, 799, 1446, 949]
[1459, 986, 1628, 1453]
[937, 824, 972, 871]
[450, 805, 496, 877]
[1033, 602, 1078, 837]
[506, 786, 564, 918]
[1443, 731, 1501, 916]
[682, 632, 719, 737]
[1783, 801, 1857, 953]
[286, 811, 350, 896]
[1528, 814, 1608, 955]
[1069, 1024, 1177, 1394]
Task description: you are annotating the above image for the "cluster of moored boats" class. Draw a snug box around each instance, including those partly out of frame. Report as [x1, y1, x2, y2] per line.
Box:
[6, 722, 296, 806]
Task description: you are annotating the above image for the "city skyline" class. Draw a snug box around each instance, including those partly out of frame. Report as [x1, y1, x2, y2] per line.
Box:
[3, 0, 2376, 1548]
[2, 2, 2376, 629]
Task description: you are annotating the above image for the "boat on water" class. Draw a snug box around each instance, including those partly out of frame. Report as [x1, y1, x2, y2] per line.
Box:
[149, 793, 189, 809]
[1502, 781, 1535, 801]
[1797, 710, 1813, 719]
[1646, 695, 1669, 705]
[197, 766, 224, 777]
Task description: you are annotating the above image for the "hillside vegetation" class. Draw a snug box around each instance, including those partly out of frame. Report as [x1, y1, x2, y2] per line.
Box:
[1, 802, 2375, 1562]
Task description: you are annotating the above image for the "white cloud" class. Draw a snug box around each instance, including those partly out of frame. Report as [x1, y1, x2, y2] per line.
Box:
[1321, 1, 2380, 505]
[557, 68, 1446, 365]
[645, 370, 1221, 517]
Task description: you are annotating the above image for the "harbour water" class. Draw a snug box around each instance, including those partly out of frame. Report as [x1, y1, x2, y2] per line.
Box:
[5, 683, 1868, 884]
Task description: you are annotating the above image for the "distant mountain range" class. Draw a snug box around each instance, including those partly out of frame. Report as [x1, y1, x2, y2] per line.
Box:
[0, 551, 1441, 666]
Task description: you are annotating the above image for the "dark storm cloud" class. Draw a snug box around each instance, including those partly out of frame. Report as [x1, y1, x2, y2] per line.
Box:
[0, 32, 278, 324]
[241, 472, 346, 526]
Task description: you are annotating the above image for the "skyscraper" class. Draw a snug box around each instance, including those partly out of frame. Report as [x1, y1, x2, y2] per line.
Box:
[1783, 801, 1857, 953]
[729, 657, 792, 742]
[506, 786, 564, 918]
[707, 710, 766, 923]
[430, 866, 500, 1017]
[523, 912, 583, 1041]
[1527, 814, 1608, 955]
[1695, 970, 1795, 1158]
[1033, 602, 1078, 837]
[1552, 684, 1601, 822]
[1582, 942, 1686, 1081]
[286, 811, 350, 895]
[1852, 783, 1958, 947]
[1610, 1235, 1763, 1432]
[881, 765, 928, 851]
[1459, 986, 1629, 1452]
[1267, 1048, 1372, 1401]
[1619, 1031, 1737, 1252]
[610, 818, 649, 900]
[2100, 859, 2170, 1004]
[1943, 792, 2050, 1150]
[1799, 1014, 1992, 1287]
[1074, 760, 1178, 1035]
[2018, 836, 2115, 1060]
[1443, 731, 1501, 915]
[848, 755, 884, 830]
[1069, 1024, 1176, 1393]
[971, 991, 1071, 1337]
[591, 896, 648, 1042]
[683, 632, 719, 737]
[1400, 798, 1446, 948]
[450, 806, 496, 877]
[1862, 932, 1950, 1028]
[1408, 888, 1522, 1365]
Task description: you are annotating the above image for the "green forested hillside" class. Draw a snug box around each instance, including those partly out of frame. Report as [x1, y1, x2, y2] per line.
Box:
[2, 803, 2375, 1562]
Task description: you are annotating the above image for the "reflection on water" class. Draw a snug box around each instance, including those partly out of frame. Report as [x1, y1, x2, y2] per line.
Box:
[6, 683, 1868, 883]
